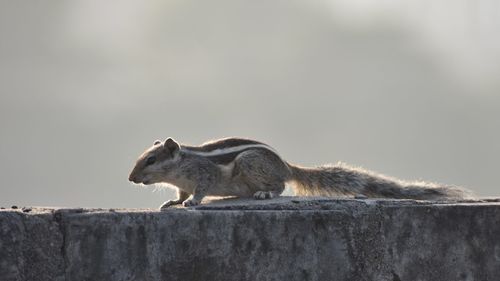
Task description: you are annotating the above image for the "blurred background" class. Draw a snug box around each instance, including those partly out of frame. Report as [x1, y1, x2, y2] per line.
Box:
[1, 0, 499, 208]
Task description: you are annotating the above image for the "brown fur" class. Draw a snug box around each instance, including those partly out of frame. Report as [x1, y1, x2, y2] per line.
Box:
[129, 137, 475, 209]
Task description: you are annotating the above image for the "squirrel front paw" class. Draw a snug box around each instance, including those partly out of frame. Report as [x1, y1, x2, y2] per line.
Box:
[182, 199, 200, 207]
[159, 200, 179, 210]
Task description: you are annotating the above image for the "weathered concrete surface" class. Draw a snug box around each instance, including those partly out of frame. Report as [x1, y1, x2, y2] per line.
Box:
[1, 197, 500, 281]
[0, 209, 64, 281]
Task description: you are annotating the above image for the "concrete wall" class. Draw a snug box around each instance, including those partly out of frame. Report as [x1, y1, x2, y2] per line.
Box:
[1, 197, 499, 281]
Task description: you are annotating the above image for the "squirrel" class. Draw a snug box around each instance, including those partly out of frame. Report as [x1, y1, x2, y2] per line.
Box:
[128, 137, 474, 209]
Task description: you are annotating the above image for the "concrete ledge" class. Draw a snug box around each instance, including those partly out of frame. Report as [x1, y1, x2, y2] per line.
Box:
[1, 197, 500, 281]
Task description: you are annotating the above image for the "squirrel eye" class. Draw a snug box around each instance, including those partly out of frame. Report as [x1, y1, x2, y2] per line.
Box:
[145, 156, 156, 166]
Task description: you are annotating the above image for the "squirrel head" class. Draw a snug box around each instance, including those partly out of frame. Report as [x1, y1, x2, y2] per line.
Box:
[128, 138, 180, 185]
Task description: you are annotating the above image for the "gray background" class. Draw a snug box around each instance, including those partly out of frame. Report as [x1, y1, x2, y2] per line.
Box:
[1, 0, 499, 208]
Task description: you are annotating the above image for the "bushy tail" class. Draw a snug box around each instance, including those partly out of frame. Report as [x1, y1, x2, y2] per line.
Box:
[288, 162, 474, 200]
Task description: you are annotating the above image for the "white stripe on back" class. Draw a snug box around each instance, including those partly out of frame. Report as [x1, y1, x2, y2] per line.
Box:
[181, 144, 281, 158]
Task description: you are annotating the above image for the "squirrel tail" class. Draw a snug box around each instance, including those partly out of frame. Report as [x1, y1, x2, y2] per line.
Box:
[287, 162, 474, 200]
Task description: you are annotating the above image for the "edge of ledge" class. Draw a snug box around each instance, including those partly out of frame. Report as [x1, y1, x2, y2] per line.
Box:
[2, 196, 499, 214]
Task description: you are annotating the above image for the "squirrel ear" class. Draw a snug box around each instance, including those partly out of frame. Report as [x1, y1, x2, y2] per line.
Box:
[164, 138, 180, 154]
[153, 140, 161, 145]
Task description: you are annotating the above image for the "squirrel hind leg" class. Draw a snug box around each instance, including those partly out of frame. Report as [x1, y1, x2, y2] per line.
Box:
[233, 149, 289, 194]
[248, 170, 286, 200]
[239, 169, 286, 198]
[253, 190, 283, 200]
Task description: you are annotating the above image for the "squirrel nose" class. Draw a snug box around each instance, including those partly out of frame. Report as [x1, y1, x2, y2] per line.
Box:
[128, 174, 137, 183]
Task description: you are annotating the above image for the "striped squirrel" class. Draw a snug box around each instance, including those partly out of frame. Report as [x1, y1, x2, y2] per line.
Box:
[128, 137, 474, 209]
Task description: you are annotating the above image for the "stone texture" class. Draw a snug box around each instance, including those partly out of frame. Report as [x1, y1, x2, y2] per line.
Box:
[1, 197, 500, 281]
[0, 209, 64, 281]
